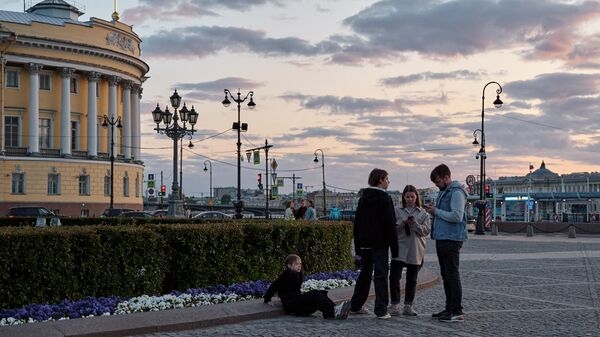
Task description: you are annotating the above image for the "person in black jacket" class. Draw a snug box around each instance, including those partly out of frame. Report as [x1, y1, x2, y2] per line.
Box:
[264, 254, 350, 320]
[349, 168, 399, 319]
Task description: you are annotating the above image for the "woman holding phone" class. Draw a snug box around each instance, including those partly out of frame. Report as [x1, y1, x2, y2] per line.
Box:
[388, 184, 431, 316]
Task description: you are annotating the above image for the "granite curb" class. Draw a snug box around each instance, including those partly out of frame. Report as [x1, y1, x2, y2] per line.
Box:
[0, 268, 439, 337]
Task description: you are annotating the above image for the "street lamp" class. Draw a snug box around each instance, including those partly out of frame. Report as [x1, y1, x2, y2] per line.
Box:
[313, 149, 326, 216]
[473, 81, 503, 235]
[222, 89, 255, 219]
[151, 90, 198, 217]
[203, 160, 212, 206]
[102, 114, 122, 212]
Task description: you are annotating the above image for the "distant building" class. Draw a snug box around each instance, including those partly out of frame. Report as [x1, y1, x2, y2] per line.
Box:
[0, 1, 149, 216]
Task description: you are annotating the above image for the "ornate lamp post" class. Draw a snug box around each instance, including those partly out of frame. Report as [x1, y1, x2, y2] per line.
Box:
[222, 89, 255, 219]
[151, 90, 198, 217]
[473, 81, 503, 235]
[102, 114, 122, 212]
[313, 149, 326, 216]
[203, 159, 212, 205]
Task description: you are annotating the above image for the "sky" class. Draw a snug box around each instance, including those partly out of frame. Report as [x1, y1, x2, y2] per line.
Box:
[4, 0, 600, 196]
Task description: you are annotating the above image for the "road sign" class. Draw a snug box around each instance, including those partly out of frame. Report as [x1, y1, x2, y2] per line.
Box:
[466, 175, 476, 186]
[297, 183, 303, 189]
[147, 180, 155, 188]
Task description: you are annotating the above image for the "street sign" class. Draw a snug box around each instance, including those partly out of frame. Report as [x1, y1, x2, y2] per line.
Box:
[297, 183, 303, 189]
[147, 180, 155, 188]
[466, 175, 476, 186]
[148, 174, 154, 180]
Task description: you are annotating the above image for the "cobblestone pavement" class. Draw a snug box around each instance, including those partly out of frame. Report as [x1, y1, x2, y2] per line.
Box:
[135, 234, 600, 337]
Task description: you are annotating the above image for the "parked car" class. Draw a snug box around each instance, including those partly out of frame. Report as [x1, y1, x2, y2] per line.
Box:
[7, 206, 56, 218]
[151, 209, 168, 218]
[119, 211, 155, 219]
[192, 211, 233, 220]
[100, 208, 134, 217]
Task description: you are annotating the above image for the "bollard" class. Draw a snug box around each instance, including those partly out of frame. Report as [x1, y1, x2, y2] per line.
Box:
[568, 225, 576, 238]
[491, 223, 498, 236]
[526, 223, 534, 237]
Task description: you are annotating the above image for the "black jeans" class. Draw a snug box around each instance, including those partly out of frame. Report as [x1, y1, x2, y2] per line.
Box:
[436, 240, 463, 314]
[284, 290, 335, 318]
[350, 247, 389, 316]
[389, 260, 421, 305]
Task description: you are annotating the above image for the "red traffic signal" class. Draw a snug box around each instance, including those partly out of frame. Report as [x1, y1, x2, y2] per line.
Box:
[485, 184, 490, 193]
[161, 185, 166, 193]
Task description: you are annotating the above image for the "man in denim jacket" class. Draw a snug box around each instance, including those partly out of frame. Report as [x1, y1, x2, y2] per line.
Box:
[423, 164, 467, 322]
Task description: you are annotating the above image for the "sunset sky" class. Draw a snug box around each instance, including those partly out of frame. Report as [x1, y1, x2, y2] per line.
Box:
[5, 0, 600, 197]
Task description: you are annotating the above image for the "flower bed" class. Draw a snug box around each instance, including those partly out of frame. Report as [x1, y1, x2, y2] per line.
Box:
[0, 270, 358, 326]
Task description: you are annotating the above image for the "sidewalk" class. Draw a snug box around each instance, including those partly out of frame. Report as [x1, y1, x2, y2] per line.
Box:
[0, 268, 439, 337]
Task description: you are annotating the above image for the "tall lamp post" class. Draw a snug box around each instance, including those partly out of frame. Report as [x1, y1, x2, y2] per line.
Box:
[473, 81, 503, 235]
[313, 149, 326, 216]
[102, 114, 122, 212]
[222, 89, 256, 219]
[151, 90, 198, 217]
[203, 160, 212, 207]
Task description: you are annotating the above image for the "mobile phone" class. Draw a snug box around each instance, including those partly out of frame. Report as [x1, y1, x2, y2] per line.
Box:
[408, 216, 414, 220]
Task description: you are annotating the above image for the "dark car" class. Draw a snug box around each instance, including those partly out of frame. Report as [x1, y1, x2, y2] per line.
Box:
[101, 208, 134, 217]
[7, 206, 56, 218]
[119, 211, 154, 219]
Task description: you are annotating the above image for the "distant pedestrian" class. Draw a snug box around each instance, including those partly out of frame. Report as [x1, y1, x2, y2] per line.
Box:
[284, 201, 295, 221]
[424, 164, 468, 322]
[295, 199, 307, 219]
[349, 168, 398, 319]
[304, 200, 316, 220]
[264, 254, 351, 320]
[389, 185, 430, 317]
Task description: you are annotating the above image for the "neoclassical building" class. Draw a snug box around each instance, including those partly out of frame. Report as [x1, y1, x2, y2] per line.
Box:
[0, 1, 148, 217]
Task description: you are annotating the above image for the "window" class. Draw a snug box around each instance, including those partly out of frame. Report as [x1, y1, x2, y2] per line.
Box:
[71, 121, 79, 150]
[70, 78, 78, 94]
[48, 174, 60, 195]
[39, 118, 51, 149]
[6, 70, 19, 88]
[4, 116, 19, 147]
[96, 81, 100, 97]
[79, 175, 90, 195]
[135, 174, 140, 197]
[104, 175, 110, 196]
[40, 73, 51, 90]
[123, 175, 129, 197]
[12, 173, 25, 194]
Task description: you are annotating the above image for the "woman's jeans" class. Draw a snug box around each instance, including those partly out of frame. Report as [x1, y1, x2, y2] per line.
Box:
[389, 260, 421, 305]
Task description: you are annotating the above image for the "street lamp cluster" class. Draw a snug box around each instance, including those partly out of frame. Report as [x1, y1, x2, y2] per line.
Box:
[152, 90, 198, 217]
[102, 114, 122, 212]
[473, 81, 503, 235]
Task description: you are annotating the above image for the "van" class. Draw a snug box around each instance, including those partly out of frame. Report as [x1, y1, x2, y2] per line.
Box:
[7, 206, 56, 218]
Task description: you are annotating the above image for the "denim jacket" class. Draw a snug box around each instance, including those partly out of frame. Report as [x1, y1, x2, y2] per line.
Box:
[432, 181, 468, 241]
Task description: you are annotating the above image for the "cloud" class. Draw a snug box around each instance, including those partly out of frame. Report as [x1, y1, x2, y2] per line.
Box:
[505, 73, 600, 101]
[280, 93, 411, 115]
[381, 70, 485, 86]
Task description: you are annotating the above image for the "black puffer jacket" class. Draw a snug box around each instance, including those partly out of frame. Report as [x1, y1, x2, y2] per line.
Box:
[353, 187, 399, 258]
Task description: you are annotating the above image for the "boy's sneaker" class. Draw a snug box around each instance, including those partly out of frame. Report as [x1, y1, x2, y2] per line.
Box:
[388, 304, 401, 316]
[334, 301, 351, 320]
[431, 309, 448, 318]
[376, 313, 391, 319]
[438, 312, 464, 322]
[402, 304, 418, 316]
[350, 307, 370, 314]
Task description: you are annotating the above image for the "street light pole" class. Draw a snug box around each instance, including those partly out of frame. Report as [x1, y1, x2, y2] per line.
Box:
[151, 90, 198, 217]
[102, 114, 122, 212]
[474, 81, 503, 235]
[203, 160, 212, 208]
[222, 89, 255, 219]
[313, 149, 326, 216]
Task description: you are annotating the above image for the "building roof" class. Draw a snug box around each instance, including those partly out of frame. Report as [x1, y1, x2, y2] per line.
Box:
[528, 161, 559, 180]
[0, 0, 87, 27]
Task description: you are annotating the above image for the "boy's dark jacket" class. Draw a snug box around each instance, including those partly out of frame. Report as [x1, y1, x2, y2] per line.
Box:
[353, 187, 399, 258]
[264, 268, 303, 306]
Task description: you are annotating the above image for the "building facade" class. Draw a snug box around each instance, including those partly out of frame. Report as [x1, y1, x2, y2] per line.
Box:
[0, 1, 149, 217]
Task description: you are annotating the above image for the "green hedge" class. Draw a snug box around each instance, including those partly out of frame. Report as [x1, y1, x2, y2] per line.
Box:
[0, 220, 352, 309]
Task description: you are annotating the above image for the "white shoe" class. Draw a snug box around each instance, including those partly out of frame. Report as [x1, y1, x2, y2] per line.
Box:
[388, 304, 401, 316]
[334, 301, 351, 319]
[402, 304, 417, 316]
[350, 307, 370, 314]
[376, 313, 391, 319]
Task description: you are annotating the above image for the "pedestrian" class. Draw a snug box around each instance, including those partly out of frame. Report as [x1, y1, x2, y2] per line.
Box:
[295, 198, 307, 219]
[304, 200, 316, 220]
[284, 201, 295, 220]
[263, 254, 351, 320]
[423, 164, 468, 322]
[389, 184, 430, 316]
[349, 168, 398, 319]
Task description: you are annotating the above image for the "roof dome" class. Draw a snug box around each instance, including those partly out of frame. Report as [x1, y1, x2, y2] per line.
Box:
[528, 161, 559, 180]
[26, 0, 84, 20]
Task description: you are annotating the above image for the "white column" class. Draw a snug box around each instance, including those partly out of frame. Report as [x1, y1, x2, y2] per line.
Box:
[108, 75, 120, 153]
[122, 80, 132, 159]
[26, 63, 42, 155]
[59, 67, 74, 156]
[87, 72, 101, 157]
[131, 85, 141, 160]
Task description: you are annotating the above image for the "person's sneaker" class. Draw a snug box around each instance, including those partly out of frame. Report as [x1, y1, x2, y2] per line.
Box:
[438, 312, 464, 322]
[376, 313, 391, 319]
[402, 304, 417, 316]
[350, 307, 370, 314]
[388, 304, 401, 316]
[431, 309, 448, 318]
[334, 301, 351, 320]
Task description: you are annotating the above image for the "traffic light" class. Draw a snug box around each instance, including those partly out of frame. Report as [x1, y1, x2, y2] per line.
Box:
[257, 174, 263, 191]
[485, 184, 492, 198]
[159, 184, 166, 196]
